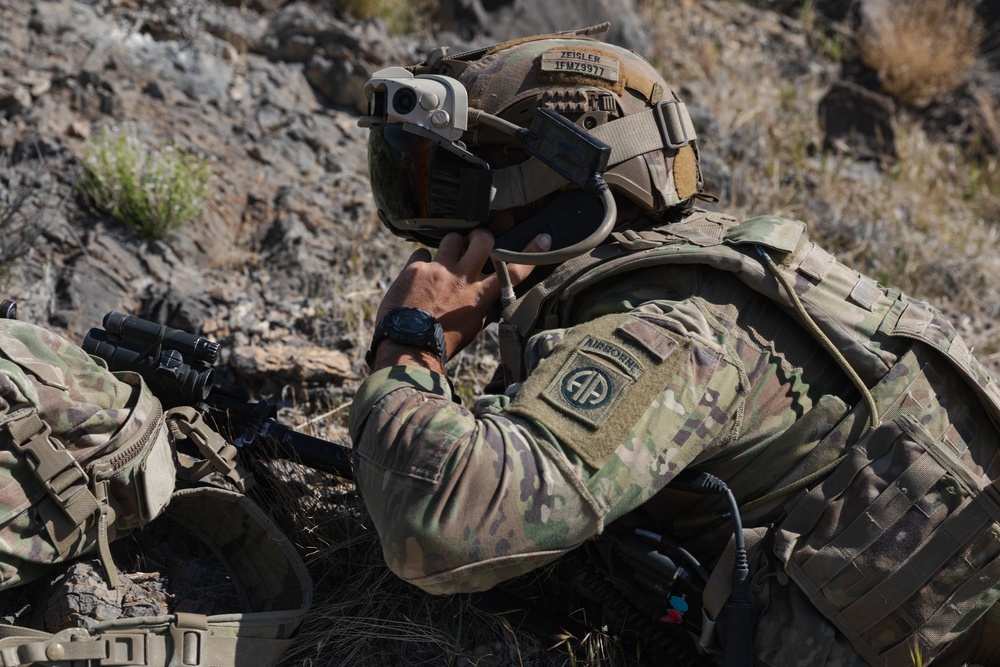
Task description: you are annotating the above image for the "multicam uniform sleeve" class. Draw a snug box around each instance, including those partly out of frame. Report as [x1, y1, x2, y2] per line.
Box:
[348, 308, 747, 595]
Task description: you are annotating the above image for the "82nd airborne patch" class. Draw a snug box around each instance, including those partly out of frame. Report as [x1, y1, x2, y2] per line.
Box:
[541, 336, 642, 429]
[506, 316, 686, 468]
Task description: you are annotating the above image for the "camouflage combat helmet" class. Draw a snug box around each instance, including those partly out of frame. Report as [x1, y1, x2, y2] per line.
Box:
[361, 25, 701, 253]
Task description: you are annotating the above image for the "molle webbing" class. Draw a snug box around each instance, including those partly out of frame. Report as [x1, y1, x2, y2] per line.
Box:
[775, 342, 1000, 665]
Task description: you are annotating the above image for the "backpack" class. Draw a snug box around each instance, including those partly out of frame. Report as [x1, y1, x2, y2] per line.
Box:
[0, 317, 312, 666]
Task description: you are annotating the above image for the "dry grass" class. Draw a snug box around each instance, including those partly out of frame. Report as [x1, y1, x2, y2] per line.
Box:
[253, 459, 610, 667]
[858, 0, 983, 108]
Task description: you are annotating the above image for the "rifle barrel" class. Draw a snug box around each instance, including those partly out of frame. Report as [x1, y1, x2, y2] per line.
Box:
[263, 421, 355, 479]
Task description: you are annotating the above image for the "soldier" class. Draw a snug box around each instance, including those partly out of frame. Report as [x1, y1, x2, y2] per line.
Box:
[348, 26, 1000, 666]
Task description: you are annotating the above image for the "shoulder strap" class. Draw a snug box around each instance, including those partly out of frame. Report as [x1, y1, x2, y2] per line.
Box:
[497, 209, 738, 383]
[501, 209, 740, 337]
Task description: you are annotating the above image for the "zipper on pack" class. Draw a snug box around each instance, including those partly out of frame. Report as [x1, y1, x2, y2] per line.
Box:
[95, 400, 164, 479]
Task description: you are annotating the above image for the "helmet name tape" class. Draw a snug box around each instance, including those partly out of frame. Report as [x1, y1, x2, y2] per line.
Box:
[540, 49, 620, 85]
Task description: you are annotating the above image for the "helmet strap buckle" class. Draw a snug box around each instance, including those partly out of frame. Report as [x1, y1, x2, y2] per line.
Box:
[654, 100, 696, 150]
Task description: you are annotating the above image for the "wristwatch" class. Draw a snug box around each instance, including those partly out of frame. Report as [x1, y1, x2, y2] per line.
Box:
[365, 307, 448, 369]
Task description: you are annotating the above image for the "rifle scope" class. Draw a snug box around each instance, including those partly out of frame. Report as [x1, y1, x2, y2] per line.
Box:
[82, 328, 215, 402]
[103, 311, 220, 364]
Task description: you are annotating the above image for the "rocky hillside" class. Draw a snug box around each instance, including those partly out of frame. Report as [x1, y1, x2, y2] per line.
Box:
[4, 0, 1000, 425]
[2, 0, 1000, 664]
[0, 0, 669, 438]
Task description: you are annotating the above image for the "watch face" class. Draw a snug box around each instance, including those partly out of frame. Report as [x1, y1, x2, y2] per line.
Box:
[370, 307, 447, 367]
[391, 308, 433, 336]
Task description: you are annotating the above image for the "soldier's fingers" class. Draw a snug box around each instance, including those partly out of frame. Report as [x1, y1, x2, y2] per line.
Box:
[436, 232, 466, 263]
[403, 247, 433, 268]
[458, 228, 496, 274]
[504, 234, 552, 286]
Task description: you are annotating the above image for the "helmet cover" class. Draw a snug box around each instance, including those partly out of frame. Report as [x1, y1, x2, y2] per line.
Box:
[366, 30, 701, 245]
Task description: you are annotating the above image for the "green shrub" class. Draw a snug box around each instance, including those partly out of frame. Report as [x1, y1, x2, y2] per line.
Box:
[337, 0, 435, 35]
[81, 128, 213, 240]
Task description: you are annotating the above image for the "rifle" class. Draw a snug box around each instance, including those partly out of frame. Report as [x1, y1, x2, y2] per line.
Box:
[82, 309, 356, 479]
[0, 300, 355, 479]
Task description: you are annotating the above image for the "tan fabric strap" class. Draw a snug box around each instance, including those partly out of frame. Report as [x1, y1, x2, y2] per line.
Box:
[499, 244, 622, 382]
[5, 411, 100, 527]
[165, 407, 248, 492]
[489, 158, 565, 210]
[501, 243, 628, 338]
[0, 618, 293, 666]
[489, 102, 696, 210]
[4, 409, 113, 587]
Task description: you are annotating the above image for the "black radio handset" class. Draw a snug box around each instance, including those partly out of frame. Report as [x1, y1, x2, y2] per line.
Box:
[484, 189, 606, 274]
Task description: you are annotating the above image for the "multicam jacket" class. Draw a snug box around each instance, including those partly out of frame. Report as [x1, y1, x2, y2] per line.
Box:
[349, 210, 1000, 666]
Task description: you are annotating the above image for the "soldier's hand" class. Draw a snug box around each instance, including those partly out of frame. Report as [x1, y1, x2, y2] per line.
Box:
[371, 229, 550, 372]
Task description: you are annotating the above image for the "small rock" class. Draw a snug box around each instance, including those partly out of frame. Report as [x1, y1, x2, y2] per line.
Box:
[0, 78, 32, 117]
[18, 71, 52, 97]
[67, 119, 90, 138]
